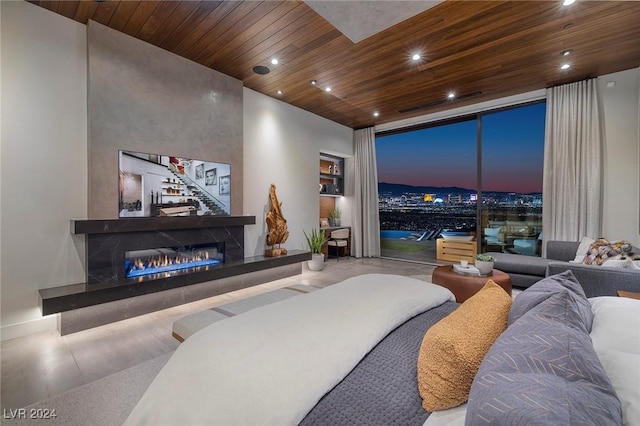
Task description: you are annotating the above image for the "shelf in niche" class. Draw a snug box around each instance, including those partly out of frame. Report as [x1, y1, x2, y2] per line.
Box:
[319, 152, 344, 197]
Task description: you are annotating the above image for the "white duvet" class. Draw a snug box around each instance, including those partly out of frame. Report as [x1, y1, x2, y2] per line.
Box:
[126, 274, 455, 426]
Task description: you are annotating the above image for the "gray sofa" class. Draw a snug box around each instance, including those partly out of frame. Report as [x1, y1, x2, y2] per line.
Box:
[488, 240, 640, 297]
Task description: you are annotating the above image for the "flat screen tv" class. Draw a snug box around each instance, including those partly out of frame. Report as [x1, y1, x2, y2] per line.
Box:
[118, 150, 231, 218]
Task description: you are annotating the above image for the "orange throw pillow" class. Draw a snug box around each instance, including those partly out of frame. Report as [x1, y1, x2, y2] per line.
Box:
[417, 280, 512, 411]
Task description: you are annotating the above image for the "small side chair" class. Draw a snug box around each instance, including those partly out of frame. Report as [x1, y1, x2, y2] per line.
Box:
[327, 228, 350, 261]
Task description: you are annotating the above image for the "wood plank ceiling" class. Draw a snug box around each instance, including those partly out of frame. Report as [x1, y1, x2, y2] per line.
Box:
[30, 0, 640, 129]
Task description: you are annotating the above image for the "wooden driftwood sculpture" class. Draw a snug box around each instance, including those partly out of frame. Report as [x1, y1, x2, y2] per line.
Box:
[265, 184, 289, 257]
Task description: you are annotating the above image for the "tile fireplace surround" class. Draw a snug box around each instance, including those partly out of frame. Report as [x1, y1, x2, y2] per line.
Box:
[39, 216, 310, 334]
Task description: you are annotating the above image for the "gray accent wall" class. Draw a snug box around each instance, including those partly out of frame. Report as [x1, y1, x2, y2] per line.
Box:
[87, 21, 243, 218]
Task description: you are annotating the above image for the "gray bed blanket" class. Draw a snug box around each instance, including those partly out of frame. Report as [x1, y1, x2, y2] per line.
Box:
[300, 301, 458, 426]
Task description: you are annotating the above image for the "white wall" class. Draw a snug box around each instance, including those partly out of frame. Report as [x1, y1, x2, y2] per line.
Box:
[1, 1, 87, 339]
[243, 88, 353, 257]
[598, 68, 640, 246]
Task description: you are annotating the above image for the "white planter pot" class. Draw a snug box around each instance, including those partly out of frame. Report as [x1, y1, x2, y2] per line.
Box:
[308, 253, 325, 271]
[475, 260, 494, 275]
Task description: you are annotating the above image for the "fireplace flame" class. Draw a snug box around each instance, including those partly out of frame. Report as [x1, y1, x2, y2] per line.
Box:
[126, 249, 219, 278]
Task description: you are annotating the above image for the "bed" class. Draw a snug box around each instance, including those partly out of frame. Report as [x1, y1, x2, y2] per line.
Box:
[125, 273, 639, 425]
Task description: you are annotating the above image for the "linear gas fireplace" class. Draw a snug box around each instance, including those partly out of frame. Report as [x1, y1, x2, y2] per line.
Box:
[82, 217, 247, 285]
[38, 215, 311, 335]
[125, 242, 224, 278]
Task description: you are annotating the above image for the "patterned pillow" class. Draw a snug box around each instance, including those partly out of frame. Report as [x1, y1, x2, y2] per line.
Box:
[583, 238, 636, 265]
[507, 270, 593, 332]
[466, 291, 622, 425]
[417, 280, 511, 411]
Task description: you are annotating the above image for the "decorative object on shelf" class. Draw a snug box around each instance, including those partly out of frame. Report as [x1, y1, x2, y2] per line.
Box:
[328, 207, 341, 227]
[265, 184, 289, 257]
[319, 153, 345, 197]
[474, 254, 495, 275]
[319, 183, 323, 193]
[304, 228, 328, 271]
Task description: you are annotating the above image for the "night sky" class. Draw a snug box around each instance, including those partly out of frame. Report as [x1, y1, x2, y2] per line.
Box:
[376, 102, 546, 193]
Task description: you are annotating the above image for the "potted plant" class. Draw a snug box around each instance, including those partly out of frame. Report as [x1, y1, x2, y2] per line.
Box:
[328, 207, 341, 227]
[475, 253, 495, 275]
[304, 228, 328, 271]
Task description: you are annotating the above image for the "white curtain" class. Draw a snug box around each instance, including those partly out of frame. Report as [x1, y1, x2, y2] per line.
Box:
[542, 78, 603, 247]
[352, 127, 380, 257]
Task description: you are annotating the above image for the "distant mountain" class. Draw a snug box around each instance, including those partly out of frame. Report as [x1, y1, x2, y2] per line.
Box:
[378, 182, 541, 196]
[378, 182, 471, 195]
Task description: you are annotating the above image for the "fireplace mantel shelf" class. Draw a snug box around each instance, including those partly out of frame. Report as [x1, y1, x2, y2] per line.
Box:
[71, 215, 256, 234]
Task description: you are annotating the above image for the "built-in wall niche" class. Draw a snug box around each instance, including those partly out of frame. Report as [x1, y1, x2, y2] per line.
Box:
[319, 153, 344, 196]
[119, 150, 231, 218]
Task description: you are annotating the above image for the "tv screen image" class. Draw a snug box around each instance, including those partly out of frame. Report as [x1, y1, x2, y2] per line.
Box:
[118, 150, 231, 218]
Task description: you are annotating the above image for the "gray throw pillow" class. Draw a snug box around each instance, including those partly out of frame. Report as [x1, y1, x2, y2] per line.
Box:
[507, 270, 593, 332]
[466, 290, 622, 425]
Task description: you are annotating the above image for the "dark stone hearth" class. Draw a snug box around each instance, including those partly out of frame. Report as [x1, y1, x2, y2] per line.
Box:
[39, 216, 310, 329]
[39, 250, 311, 316]
[58, 262, 303, 335]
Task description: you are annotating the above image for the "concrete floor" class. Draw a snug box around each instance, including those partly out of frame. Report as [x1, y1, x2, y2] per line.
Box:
[0, 257, 436, 411]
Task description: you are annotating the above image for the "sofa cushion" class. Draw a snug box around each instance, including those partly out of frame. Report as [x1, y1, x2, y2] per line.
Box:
[417, 280, 511, 411]
[491, 251, 548, 277]
[466, 290, 622, 425]
[507, 270, 593, 331]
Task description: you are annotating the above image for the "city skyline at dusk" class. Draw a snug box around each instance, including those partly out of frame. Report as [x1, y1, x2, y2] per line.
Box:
[376, 102, 546, 194]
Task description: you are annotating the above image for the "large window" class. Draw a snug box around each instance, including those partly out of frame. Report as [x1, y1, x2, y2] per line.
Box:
[481, 103, 545, 257]
[376, 101, 545, 263]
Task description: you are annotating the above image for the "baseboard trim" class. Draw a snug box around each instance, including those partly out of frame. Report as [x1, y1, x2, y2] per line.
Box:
[0, 314, 58, 341]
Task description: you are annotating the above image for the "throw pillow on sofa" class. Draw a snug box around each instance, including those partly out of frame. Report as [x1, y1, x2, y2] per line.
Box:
[582, 238, 638, 266]
[466, 290, 622, 425]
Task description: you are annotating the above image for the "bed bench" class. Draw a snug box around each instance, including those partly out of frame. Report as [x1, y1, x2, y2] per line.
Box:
[172, 284, 317, 341]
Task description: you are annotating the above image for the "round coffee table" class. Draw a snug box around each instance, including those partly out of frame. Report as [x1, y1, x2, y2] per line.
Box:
[431, 265, 512, 303]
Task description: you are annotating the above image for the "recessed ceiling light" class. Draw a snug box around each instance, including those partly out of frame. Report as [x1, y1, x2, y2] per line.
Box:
[561, 49, 573, 56]
[447, 92, 456, 99]
[276, 90, 283, 95]
[325, 87, 332, 92]
[562, 0, 575, 5]
[310, 80, 317, 86]
[560, 63, 571, 70]
[271, 58, 279, 65]
[373, 111, 380, 117]
[412, 53, 421, 61]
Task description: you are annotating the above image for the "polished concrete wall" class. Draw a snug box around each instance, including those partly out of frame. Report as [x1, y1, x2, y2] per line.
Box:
[87, 21, 243, 218]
